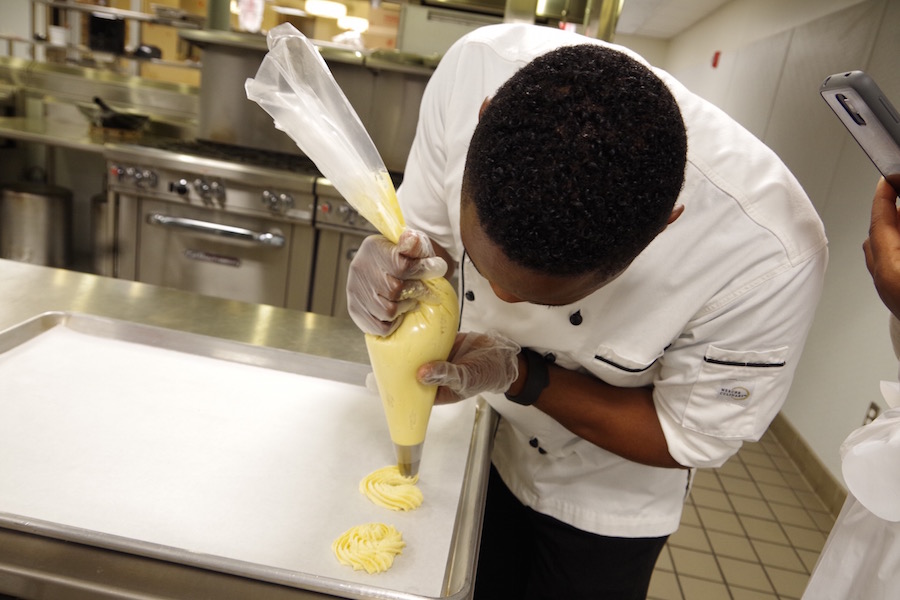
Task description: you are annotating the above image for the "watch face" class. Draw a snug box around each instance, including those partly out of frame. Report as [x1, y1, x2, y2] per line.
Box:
[238, 0, 264, 33]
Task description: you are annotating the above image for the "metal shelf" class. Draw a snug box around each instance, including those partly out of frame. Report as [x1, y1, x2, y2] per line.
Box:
[1, 34, 201, 70]
[24, 1, 205, 73]
[31, 0, 205, 29]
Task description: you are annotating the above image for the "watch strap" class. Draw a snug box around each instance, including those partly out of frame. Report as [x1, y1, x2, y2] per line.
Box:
[505, 348, 549, 406]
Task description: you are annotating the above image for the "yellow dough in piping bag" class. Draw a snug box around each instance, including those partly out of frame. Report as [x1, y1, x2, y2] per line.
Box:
[245, 25, 459, 478]
[363, 180, 459, 478]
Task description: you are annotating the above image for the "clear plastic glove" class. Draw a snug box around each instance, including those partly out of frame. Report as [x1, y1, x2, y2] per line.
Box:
[417, 331, 521, 404]
[347, 229, 448, 336]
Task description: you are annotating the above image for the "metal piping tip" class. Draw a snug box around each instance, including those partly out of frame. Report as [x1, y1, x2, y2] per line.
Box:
[398, 460, 420, 478]
[394, 442, 423, 478]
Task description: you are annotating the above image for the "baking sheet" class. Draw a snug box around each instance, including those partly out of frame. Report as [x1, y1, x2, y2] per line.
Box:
[0, 313, 480, 599]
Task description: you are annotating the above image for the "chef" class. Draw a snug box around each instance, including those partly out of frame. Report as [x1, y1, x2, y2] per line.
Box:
[348, 24, 828, 599]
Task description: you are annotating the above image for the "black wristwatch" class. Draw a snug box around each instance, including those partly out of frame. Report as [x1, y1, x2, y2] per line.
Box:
[505, 348, 550, 406]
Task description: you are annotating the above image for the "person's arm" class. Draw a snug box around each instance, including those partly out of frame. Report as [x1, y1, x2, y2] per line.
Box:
[420, 333, 681, 468]
[517, 360, 683, 468]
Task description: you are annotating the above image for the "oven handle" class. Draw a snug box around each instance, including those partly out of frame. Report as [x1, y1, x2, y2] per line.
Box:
[146, 214, 286, 248]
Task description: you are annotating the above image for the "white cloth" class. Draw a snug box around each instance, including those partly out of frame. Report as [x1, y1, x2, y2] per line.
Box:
[802, 406, 900, 599]
[397, 24, 828, 537]
[801, 315, 900, 599]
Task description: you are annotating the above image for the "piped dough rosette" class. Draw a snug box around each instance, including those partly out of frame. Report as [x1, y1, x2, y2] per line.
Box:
[332, 522, 406, 574]
[360, 465, 424, 511]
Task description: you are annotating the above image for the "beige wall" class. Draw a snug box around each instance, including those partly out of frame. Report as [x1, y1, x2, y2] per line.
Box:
[664, 0, 867, 74]
[613, 33, 669, 67]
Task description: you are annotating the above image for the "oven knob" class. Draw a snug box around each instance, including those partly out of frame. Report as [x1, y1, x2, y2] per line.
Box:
[109, 164, 125, 182]
[193, 178, 210, 197]
[135, 169, 158, 189]
[261, 191, 294, 214]
[170, 178, 189, 196]
[278, 193, 294, 211]
[209, 180, 226, 205]
[193, 178, 220, 206]
[339, 204, 358, 225]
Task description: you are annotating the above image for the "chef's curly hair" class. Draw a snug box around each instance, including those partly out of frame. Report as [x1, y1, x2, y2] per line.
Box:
[462, 44, 687, 278]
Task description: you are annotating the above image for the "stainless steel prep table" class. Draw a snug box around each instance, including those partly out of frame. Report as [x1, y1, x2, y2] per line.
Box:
[0, 259, 493, 600]
[0, 116, 106, 153]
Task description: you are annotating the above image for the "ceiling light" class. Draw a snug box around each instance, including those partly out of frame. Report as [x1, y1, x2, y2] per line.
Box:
[337, 15, 369, 32]
[304, 0, 347, 19]
[271, 6, 309, 17]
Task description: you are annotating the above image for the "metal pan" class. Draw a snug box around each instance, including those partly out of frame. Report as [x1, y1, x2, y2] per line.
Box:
[0, 311, 494, 600]
[87, 96, 150, 131]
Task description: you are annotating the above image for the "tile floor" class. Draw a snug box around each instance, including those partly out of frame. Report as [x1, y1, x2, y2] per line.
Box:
[648, 428, 836, 600]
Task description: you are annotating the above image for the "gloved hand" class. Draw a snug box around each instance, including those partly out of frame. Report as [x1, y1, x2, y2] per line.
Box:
[347, 229, 448, 336]
[417, 331, 521, 404]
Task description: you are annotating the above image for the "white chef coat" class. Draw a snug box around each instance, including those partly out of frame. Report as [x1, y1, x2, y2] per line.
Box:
[397, 24, 828, 538]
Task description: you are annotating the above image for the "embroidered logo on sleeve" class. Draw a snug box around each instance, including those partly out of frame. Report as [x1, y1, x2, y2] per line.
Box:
[717, 381, 753, 402]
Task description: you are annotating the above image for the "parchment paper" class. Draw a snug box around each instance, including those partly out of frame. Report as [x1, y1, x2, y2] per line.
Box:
[0, 325, 476, 597]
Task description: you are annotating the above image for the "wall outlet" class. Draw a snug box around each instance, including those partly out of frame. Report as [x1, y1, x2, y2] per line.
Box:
[863, 402, 881, 426]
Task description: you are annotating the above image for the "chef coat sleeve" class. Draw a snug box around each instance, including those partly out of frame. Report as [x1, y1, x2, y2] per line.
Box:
[653, 247, 827, 469]
[395, 39, 467, 261]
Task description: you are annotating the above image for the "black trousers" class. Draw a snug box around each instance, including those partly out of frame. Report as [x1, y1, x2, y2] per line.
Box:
[473, 466, 668, 600]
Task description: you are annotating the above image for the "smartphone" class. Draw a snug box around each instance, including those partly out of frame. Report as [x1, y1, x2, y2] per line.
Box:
[820, 71, 900, 191]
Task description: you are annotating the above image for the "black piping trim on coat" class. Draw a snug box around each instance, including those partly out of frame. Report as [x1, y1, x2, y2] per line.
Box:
[684, 469, 695, 498]
[459, 249, 467, 325]
[594, 355, 658, 373]
[703, 357, 786, 368]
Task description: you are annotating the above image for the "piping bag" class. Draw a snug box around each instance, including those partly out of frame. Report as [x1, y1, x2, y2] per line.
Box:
[245, 24, 459, 478]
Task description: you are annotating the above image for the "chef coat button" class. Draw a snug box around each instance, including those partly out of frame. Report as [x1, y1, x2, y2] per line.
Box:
[545, 353, 556, 363]
[538, 447, 547, 455]
[569, 310, 583, 326]
[529, 437, 539, 448]
[465, 290, 475, 301]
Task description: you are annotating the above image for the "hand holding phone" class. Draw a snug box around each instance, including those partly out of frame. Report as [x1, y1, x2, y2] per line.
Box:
[863, 178, 900, 318]
[820, 71, 900, 193]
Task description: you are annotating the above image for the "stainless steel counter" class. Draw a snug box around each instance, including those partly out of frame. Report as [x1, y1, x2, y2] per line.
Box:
[0, 258, 369, 363]
[0, 260, 492, 600]
[0, 259, 368, 600]
[0, 116, 105, 153]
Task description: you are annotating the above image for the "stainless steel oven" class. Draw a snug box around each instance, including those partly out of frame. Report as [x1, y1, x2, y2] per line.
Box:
[309, 177, 379, 320]
[308, 176, 461, 321]
[103, 142, 318, 310]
